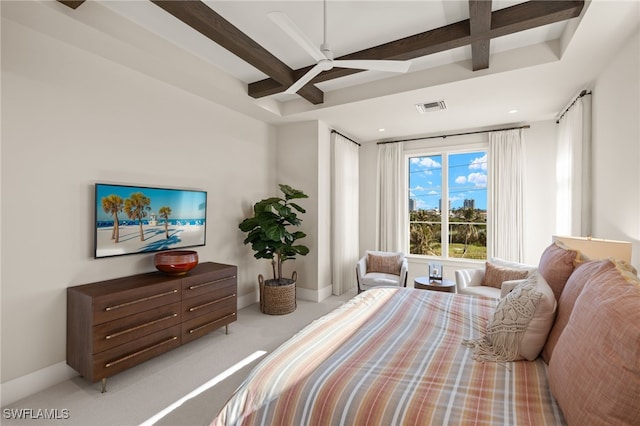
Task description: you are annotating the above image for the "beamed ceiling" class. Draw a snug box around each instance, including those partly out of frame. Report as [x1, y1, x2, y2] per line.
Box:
[59, 0, 584, 105]
[46, 0, 638, 142]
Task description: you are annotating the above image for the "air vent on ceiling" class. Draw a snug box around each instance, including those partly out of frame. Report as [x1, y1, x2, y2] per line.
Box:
[415, 100, 447, 114]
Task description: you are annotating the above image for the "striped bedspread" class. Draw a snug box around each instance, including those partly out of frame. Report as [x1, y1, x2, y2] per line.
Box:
[212, 287, 565, 425]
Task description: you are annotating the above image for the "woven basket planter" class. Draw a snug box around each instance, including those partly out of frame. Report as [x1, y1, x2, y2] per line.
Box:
[259, 272, 297, 315]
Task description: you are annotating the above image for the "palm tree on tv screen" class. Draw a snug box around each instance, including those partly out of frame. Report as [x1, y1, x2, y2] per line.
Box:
[124, 192, 151, 241]
[102, 194, 123, 243]
[158, 206, 172, 239]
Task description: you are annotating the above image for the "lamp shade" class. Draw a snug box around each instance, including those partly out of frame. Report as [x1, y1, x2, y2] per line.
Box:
[552, 235, 632, 263]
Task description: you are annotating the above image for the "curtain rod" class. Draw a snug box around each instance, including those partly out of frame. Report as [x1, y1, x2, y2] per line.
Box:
[376, 124, 530, 145]
[556, 90, 592, 124]
[331, 129, 361, 146]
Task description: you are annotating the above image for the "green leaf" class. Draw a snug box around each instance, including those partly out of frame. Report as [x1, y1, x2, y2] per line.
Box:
[264, 222, 285, 241]
[289, 202, 306, 214]
[293, 245, 310, 255]
[254, 198, 281, 214]
[279, 184, 308, 200]
[290, 231, 306, 241]
[273, 203, 292, 218]
[238, 217, 259, 232]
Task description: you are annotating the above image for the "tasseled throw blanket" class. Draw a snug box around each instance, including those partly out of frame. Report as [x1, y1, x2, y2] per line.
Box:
[463, 274, 542, 362]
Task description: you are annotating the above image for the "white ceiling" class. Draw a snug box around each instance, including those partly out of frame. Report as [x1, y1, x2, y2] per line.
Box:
[27, 0, 640, 143]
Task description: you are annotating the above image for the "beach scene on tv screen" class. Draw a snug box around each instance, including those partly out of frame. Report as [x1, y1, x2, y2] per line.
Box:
[95, 184, 206, 258]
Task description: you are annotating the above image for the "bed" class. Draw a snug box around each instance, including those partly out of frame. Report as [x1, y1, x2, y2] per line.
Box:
[211, 287, 565, 425]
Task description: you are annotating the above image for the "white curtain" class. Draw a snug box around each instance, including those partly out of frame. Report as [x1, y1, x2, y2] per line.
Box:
[488, 129, 525, 262]
[556, 93, 592, 236]
[331, 132, 359, 295]
[376, 142, 405, 252]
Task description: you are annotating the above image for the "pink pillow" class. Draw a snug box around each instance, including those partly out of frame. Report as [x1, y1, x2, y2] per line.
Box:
[541, 259, 615, 363]
[367, 253, 402, 276]
[547, 265, 640, 425]
[537, 242, 582, 301]
[481, 262, 530, 289]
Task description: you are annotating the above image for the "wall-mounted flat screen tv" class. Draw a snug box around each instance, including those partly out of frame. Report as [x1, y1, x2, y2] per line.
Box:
[95, 183, 207, 258]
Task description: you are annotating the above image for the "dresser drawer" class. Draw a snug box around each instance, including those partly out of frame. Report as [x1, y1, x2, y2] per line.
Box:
[92, 280, 181, 325]
[182, 284, 236, 322]
[182, 270, 237, 300]
[92, 302, 181, 353]
[91, 325, 182, 382]
[182, 302, 236, 344]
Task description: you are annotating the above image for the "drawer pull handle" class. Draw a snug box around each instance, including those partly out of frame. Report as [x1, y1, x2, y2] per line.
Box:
[105, 313, 178, 340]
[105, 336, 178, 368]
[188, 276, 237, 290]
[188, 294, 236, 312]
[105, 289, 178, 311]
[188, 313, 236, 334]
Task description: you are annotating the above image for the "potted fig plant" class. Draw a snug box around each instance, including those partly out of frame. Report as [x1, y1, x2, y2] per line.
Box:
[239, 184, 310, 314]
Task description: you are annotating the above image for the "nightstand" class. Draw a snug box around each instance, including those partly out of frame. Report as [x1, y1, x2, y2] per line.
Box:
[414, 277, 456, 293]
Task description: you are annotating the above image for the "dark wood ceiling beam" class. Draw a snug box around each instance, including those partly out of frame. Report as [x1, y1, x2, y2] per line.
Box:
[57, 0, 86, 9]
[249, 0, 584, 100]
[150, 0, 324, 104]
[490, 0, 584, 37]
[249, 20, 471, 98]
[469, 0, 492, 71]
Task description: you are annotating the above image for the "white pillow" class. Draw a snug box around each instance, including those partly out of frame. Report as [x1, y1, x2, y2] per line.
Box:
[490, 257, 538, 272]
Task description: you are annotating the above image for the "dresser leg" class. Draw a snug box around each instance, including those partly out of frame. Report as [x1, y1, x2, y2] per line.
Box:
[101, 378, 107, 393]
[225, 325, 229, 335]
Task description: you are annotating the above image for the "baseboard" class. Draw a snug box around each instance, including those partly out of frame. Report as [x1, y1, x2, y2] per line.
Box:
[240, 286, 333, 304]
[237, 290, 258, 310]
[1, 362, 78, 407]
[297, 284, 333, 302]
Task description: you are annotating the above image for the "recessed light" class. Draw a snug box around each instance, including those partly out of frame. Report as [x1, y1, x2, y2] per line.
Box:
[508, 109, 519, 114]
[378, 128, 385, 132]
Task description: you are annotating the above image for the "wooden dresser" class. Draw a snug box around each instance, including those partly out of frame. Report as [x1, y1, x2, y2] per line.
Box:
[67, 261, 237, 391]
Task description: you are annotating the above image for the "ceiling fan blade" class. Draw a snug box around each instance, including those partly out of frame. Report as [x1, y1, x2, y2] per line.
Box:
[332, 59, 412, 73]
[268, 11, 326, 63]
[285, 64, 325, 94]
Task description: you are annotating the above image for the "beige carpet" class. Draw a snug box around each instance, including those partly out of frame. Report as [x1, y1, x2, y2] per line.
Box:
[1, 290, 356, 426]
[154, 362, 258, 426]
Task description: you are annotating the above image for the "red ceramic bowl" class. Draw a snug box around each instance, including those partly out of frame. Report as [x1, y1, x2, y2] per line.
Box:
[154, 250, 199, 275]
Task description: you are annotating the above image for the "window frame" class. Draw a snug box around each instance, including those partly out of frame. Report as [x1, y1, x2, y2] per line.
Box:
[404, 141, 489, 261]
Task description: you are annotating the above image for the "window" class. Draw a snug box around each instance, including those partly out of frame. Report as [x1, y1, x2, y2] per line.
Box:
[408, 150, 487, 260]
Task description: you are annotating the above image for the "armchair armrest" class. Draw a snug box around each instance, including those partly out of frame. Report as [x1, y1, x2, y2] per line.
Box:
[500, 279, 528, 298]
[399, 258, 408, 287]
[455, 268, 485, 293]
[356, 256, 367, 280]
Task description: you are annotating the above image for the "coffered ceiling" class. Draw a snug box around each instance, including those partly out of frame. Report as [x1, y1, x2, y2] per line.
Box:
[49, 0, 640, 141]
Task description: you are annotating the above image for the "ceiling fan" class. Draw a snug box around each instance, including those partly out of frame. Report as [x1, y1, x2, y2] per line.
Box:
[268, 1, 412, 95]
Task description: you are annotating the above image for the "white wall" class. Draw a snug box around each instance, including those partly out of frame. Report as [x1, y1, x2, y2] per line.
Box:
[276, 121, 332, 301]
[521, 120, 559, 263]
[358, 120, 558, 281]
[1, 14, 276, 398]
[591, 30, 640, 269]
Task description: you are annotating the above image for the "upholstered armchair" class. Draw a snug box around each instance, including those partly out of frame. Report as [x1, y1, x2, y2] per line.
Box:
[356, 250, 408, 293]
[455, 258, 537, 298]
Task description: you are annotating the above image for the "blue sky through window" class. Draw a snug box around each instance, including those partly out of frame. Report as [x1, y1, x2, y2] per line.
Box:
[409, 151, 487, 211]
